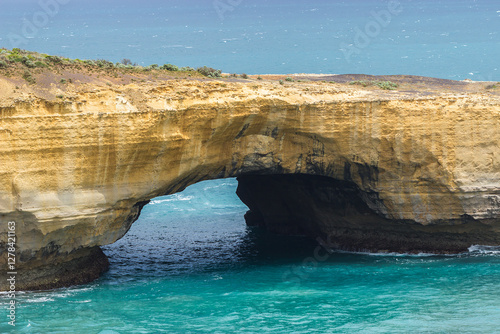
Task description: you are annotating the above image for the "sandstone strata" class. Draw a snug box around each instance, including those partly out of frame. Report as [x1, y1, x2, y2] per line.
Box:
[1, 73, 500, 290]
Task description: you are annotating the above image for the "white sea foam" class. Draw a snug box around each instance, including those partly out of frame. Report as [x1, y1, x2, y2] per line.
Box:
[23, 297, 55, 303]
[149, 195, 193, 205]
[468, 245, 500, 254]
[333, 249, 440, 257]
[203, 182, 232, 191]
[324, 244, 500, 257]
[72, 299, 92, 303]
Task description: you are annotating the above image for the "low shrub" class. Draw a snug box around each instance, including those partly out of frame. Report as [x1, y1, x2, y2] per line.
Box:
[22, 70, 36, 84]
[197, 66, 221, 78]
[375, 81, 398, 90]
[349, 80, 371, 87]
[7, 53, 23, 62]
[22, 57, 36, 68]
[34, 61, 48, 68]
[161, 64, 179, 71]
[349, 80, 398, 90]
[94, 59, 114, 68]
[45, 55, 63, 64]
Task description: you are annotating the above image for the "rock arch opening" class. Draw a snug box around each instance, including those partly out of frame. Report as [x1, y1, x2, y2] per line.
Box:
[100, 178, 321, 282]
[101, 178, 252, 278]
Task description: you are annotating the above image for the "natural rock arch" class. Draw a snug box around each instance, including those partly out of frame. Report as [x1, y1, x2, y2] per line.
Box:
[1, 76, 500, 290]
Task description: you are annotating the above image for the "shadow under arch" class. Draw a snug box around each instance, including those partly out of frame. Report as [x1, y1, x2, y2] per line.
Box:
[235, 173, 490, 255]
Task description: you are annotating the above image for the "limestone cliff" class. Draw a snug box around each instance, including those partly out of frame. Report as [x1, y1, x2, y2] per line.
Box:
[1, 71, 500, 290]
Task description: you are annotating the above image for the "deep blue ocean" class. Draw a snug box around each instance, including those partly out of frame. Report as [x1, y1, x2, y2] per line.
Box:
[1, 1, 500, 333]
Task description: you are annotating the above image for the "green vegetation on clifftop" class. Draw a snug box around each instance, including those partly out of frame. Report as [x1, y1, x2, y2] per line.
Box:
[0, 48, 225, 83]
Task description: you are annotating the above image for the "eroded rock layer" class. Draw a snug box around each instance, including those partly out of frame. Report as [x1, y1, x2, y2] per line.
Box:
[1, 74, 500, 290]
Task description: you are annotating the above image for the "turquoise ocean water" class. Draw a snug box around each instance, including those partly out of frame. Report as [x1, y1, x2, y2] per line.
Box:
[1, 1, 500, 333]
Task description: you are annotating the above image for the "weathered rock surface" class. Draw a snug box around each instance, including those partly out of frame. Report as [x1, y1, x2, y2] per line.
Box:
[1, 73, 500, 290]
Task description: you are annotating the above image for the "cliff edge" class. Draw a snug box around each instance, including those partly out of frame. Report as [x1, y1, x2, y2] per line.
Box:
[1, 56, 500, 290]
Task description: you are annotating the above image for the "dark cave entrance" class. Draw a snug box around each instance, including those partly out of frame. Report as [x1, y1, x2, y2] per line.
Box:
[236, 174, 390, 252]
[235, 174, 480, 254]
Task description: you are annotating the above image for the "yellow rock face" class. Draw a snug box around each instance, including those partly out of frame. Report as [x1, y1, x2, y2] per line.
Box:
[0, 75, 499, 289]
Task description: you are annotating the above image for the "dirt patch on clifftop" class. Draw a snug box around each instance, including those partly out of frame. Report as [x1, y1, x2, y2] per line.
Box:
[252, 74, 500, 95]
